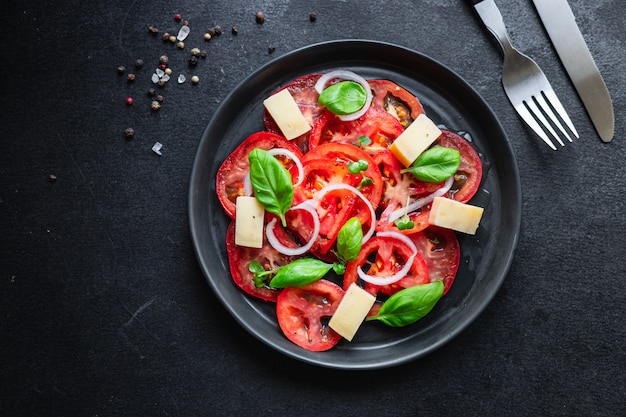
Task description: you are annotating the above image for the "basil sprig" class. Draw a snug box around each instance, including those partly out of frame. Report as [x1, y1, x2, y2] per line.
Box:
[248, 148, 294, 227]
[367, 281, 444, 327]
[332, 217, 363, 274]
[402, 147, 460, 183]
[318, 81, 367, 115]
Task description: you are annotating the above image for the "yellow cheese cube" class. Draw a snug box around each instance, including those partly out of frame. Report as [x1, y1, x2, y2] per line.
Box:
[389, 113, 442, 167]
[263, 89, 312, 140]
[235, 196, 265, 248]
[328, 283, 376, 341]
[428, 196, 484, 235]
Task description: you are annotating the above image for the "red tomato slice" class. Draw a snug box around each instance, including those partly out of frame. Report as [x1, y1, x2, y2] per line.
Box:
[263, 74, 324, 152]
[344, 234, 430, 297]
[301, 142, 383, 207]
[289, 143, 382, 258]
[225, 220, 302, 302]
[436, 130, 483, 203]
[373, 149, 444, 235]
[309, 107, 404, 154]
[368, 79, 424, 128]
[411, 226, 460, 295]
[216, 131, 304, 219]
[276, 279, 344, 351]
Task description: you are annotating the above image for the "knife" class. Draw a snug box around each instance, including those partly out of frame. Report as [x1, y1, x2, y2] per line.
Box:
[532, 0, 614, 142]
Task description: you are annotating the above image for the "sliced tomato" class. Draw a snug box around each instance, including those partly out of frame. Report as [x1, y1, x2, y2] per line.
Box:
[276, 279, 344, 351]
[373, 149, 444, 234]
[308, 107, 404, 154]
[301, 142, 383, 207]
[225, 220, 302, 302]
[368, 79, 424, 128]
[411, 226, 460, 295]
[263, 74, 324, 152]
[216, 131, 304, 219]
[289, 143, 381, 258]
[436, 130, 483, 203]
[344, 234, 430, 297]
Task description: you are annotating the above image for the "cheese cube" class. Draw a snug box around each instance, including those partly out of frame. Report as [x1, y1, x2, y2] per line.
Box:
[235, 196, 265, 248]
[263, 89, 312, 140]
[428, 196, 484, 235]
[328, 283, 376, 341]
[389, 113, 442, 167]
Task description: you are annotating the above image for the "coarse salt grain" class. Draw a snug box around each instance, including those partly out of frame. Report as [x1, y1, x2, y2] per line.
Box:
[152, 142, 163, 155]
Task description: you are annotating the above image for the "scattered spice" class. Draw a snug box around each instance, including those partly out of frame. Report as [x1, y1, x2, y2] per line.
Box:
[148, 25, 159, 35]
[134, 58, 144, 68]
[183, 20, 189, 26]
[117, 65, 125, 74]
[174, 13, 182, 21]
[268, 45, 276, 54]
[256, 11, 265, 24]
[168, 35, 176, 43]
[213, 25, 222, 35]
[200, 50, 208, 59]
[151, 101, 161, 111]
[191, 75, 200, 85]
[162, 32, 170, 41]
[164, 68, 172, 76]
[152, 142, 163, 155]
[177, 25, 190, 41]
[127, 73, 135, 82]
[159, 55, 169, 65]
[188, 56, 198, 67]
[147, 88, 156, 96]
[156, 95, 164, 103]
[49, 174, 57, 182]
[125, 127, 135, 138]
[309, 12, 318, 22]
[191, 47, 201, 57]
[231, 26, 238, 35]
[203, 32, 212, 41]
[125, 97, 134, 105]
[177, 41, 185, 49]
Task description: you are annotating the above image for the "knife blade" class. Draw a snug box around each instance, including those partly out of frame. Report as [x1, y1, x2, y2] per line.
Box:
[532, 0, 614, 142]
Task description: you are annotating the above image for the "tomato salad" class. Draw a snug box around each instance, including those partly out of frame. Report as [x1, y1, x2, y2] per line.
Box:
[216, 70, 484, 352]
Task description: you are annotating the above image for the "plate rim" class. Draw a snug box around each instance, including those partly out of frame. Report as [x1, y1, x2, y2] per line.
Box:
[189, 39, 522, 370]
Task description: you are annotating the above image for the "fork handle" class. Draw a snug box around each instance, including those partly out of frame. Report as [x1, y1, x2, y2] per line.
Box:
[467, 0, 516, 56]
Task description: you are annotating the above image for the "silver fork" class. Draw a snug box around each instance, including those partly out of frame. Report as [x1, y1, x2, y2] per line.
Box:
[471, 0, 579, 150]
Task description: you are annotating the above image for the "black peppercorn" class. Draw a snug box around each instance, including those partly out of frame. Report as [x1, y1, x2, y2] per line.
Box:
[309, 12, 317, 22]
[125, 127, 135, 139]
[117, 65, 125, 74]
[268, 45, 276, 54]
[231, 26, 238, 35]
[214, 25, 222, 35]
[148, 25, 159, 35]
[147, 88, 156, 97]
[127, 73, 135, 82]
[188, 55, 198, 67]
[256, 11, 265, 24]
[135, 58, 144, 68]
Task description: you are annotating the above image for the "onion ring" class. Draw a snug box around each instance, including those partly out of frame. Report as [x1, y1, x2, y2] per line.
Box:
[314, 70, 373, 122]
[265, 201, 320, 256]
[357, 231, 419, 286]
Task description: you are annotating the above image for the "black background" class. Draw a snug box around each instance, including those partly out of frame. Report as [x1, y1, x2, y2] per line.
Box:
[2, 0, 624, 416]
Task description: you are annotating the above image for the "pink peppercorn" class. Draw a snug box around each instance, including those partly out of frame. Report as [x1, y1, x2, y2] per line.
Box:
[125, 97, 134, 105]
[174, 13, 182, 21]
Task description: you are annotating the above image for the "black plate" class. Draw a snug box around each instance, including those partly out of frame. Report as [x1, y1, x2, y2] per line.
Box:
[189, 40, 521, 370]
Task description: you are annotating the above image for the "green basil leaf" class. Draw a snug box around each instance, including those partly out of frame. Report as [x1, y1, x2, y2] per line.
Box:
[368, 281, 444, 327]
[336, 217, 363, 263]
[248, 148, 294, 227]
[318, 81, 366, 115]
[402, 147, 460, 183]
[268, 258, 333, 289]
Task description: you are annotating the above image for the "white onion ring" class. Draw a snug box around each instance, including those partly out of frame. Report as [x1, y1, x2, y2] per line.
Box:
[314, 70, 373, 122]
[243, 147, 305, 196]
[314, 183, 376, 244]
[265, 201, 320, 256]
[268, 148, 304, 186]
[387, 175, 455, 224]
[357, 231, 419, 286]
